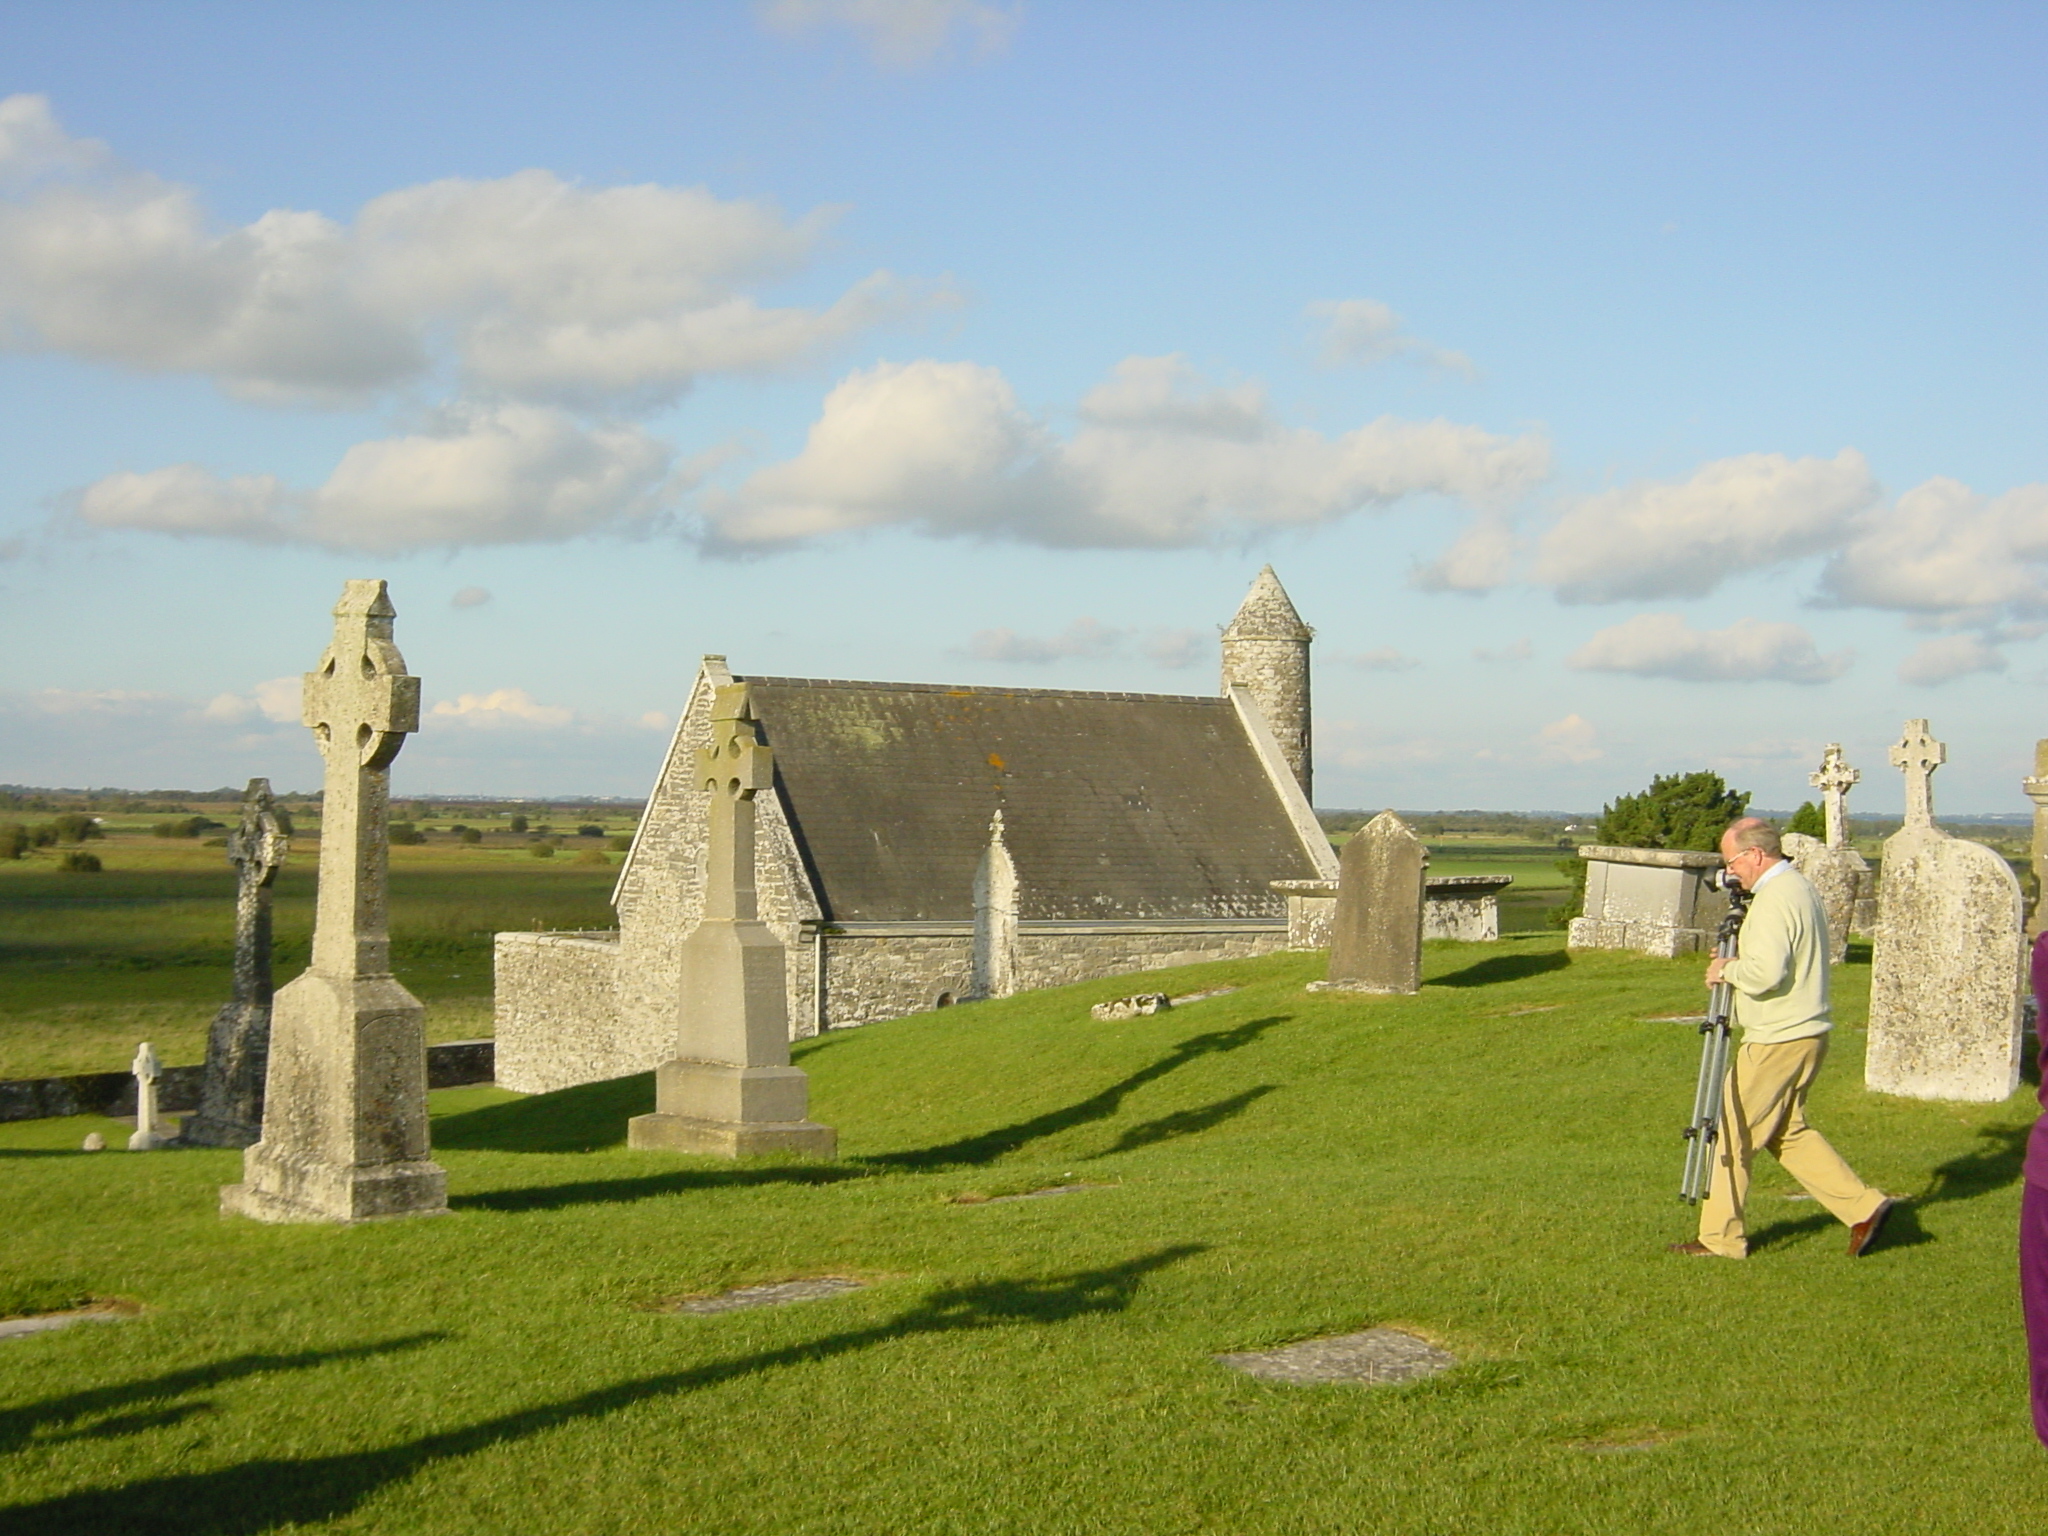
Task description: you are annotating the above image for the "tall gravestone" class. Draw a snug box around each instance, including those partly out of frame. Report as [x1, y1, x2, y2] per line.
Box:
[971, 810, 1019, 1001]
[629, 684, 836, 1158]
[1866, 719, 2025, 1102]
[1783, 743, 1872, 964]
[1315, 810, 1426, 995]
[2022, 739, 2048, 939]
[221, 580, 448, 1222]
[181, 779, 289, 1148]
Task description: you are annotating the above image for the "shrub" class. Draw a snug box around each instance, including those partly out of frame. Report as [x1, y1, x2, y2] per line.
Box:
[459, 828, 483, 845]
[528, 841, 556, 859]
[449, 823, 472, 836]
[57, 851, 103, 873]
[28, 824, 58, 848]
[574, 849, 609, 866]
[577, 824, 604, 838]
[1787, 801, 1826, 839]
[1553, 770, 1750, 925]
[388, 822, 426, 846]
[607, 835, 632, 852]
[508, 815, 529, 833]
[0, 823, 27, 860]
[52, 813, 103, 843]
[152, 816, 220, 839]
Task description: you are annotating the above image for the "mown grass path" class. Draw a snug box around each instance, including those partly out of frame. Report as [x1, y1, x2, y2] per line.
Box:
[1, 936, 2041, 1533]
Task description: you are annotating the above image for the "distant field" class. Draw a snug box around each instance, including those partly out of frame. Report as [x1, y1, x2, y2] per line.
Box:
[0, 835, 621, 1078]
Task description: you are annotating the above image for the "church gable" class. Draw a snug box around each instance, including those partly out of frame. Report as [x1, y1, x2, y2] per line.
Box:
[743, 677, 1320, 923]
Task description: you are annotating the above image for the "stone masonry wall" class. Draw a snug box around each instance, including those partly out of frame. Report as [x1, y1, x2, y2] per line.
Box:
[494, 931, 630, 1094]
[1222, 635, 1311, 799]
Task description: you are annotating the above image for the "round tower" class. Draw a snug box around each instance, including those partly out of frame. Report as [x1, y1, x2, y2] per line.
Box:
[1220, 565, 1314, 801]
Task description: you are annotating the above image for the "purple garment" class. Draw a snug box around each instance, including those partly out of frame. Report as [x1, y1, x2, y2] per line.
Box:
[2024, 1181, 2048, 1446]
[2028, 933, 2048, 1187]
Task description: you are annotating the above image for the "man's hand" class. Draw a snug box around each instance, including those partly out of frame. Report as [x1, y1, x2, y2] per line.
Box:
[1705, 957, 1727, 989]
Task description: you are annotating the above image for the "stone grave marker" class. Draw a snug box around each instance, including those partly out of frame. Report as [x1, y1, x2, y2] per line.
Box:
[2022, 739, 2048, 937]
[970, 810, 1019, 1000]
[127, 1042, 167, 1151]
[628, 684, 836, 1158]
[1867, 719, 2025, 1102]
[1315, 810, 1426, 995]
[1217, 1328, 1456, 1385]
[1567, 846, 1726, 957]
[181, 779, 289, 1148]
[221, 580, 448, 1222]
[1782, 744, 1873, 964]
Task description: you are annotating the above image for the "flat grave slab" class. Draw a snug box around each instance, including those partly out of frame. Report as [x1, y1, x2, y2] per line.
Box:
[0, 1305, 135, 1341]
[665, 1278, 865, 1315]
[1217, 1328, 1455, 1385]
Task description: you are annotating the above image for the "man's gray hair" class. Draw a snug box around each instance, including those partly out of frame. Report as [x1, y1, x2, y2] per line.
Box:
[1723, 817, 1782, 858]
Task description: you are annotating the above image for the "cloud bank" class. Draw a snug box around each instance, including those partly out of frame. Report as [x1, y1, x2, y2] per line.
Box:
[1568, 613, 1851, 684]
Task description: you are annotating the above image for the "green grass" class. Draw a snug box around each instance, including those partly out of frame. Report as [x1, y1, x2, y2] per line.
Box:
[1, 935, 2041, 1533]
[0, 840, 614, 1077]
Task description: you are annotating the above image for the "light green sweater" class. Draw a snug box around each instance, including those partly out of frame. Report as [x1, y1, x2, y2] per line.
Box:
[1723, 862, 1831, 1045]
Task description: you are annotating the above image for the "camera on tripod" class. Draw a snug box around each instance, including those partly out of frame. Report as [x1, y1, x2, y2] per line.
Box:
[1706, 864, 1743, 894]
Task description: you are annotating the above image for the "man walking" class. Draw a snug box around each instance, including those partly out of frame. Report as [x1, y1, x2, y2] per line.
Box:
[1670, 817, 1896, 1259]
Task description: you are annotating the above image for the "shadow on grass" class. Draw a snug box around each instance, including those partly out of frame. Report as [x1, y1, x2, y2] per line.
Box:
[453, 1160, 869, 1215]
[0, 1248, 1201, 1536]
[433, 1074, 653, 1154]
[0, 1334, 447, 1456]
[1092, 1085, 1277, 1158]
[860, 1016, 1291, 1171]
[1918, 1123, 2030, 1209]
[1430, 951, 1571, 989]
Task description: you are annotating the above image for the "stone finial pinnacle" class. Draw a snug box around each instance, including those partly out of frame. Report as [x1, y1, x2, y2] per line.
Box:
[1222, 566, 1313, 641]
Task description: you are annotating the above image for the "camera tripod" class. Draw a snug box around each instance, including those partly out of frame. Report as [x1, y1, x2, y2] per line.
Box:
[1680, 877, 1753, 1205]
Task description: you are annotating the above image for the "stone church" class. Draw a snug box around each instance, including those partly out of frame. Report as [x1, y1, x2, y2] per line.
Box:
[494, 567, 1337, 1093]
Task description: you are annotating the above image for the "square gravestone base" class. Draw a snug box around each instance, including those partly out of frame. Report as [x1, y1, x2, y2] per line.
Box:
[220, 1155, 449, 1224]
[628, 1112, 837, 1159]
[1307, 979, 1417, 996]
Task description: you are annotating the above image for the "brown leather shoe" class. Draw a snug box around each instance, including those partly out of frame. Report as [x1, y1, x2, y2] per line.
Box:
[1848, 1197, 1897, 1257]
[1667, 1241, 1722, 1256]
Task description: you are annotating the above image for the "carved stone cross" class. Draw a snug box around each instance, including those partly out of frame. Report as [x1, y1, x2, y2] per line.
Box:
[695, 684, 774, 924]
[128, 1041, 165, 1151]
[1809, 744, 1861, 850]
[1889, 718, 1946, 831]
[182, 779, 290, 1148]
[301, 580, 420, 976]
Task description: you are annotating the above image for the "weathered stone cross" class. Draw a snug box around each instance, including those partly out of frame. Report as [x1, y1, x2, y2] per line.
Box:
[182, 778, 290, 1148]
[1889, 718, 1946, 830]
[1809, 743, 1861, 850]
[128, 1041, 165, 1151]
[696, 684, 774, 925]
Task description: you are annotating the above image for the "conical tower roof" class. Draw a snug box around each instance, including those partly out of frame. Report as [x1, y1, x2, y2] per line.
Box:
[1222, 565, 1312, 640]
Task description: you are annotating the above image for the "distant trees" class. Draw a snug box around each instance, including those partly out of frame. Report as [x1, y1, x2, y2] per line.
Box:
[57, 851, 103, 873]
[1787, 801, 1826, 839]
[388, 822, 426, 846]
[508, 814, 529, 833]
[577, 824, 604, 838]
[458, 827, 483, 845]
[51, 813, 103, 844]
[152, 816, 223, 839]
[0, 824, 27, 860]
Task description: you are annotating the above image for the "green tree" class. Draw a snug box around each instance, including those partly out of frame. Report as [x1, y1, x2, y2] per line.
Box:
[508, 814, 529, 833]
[51, 812, 103, 843]
[0, 823, 27, 860]
[1787, 801, 1826, 838]
[1555, 771, 1750, 924]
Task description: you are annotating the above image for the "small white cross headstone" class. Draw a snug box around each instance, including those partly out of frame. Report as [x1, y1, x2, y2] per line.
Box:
[1809, 743, 1861, 850]
[127, 1042, 166, 1151]
[1889, 719, 1946, 831]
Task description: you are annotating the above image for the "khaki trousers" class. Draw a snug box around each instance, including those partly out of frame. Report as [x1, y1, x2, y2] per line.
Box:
[1697, 1034, 1885, 1258]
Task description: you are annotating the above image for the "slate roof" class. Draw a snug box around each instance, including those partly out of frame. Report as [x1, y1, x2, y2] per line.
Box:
[740, 676, 1319, 923]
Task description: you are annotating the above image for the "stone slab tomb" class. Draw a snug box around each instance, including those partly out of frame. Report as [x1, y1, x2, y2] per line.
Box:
[1315, 810, 1426, 995]
[221, 580, 448, 1223]
[1567, 846, 1728, 958]
[1867, 719, 2025, 1103]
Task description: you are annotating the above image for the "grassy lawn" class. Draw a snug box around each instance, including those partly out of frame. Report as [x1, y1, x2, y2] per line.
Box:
[1, 935, 2041, 1533]
[0, 840, 616, 1078]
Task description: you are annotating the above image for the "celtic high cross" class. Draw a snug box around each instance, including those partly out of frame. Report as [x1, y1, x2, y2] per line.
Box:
[1889, 719, 1946, 831]
[1809, 744, 1861, 850]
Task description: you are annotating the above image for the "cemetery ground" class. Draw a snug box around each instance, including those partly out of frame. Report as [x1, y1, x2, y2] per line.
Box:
[4, 938, 2046, 1533]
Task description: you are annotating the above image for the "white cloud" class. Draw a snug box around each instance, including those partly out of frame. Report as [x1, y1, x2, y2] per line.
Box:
[965, 617, 1123, 664]
[1141, 628, 1200, 669]
[451, 586, 492, 609]
[704, 354, 1550, 551]
[430, 689, 578, 729]
[75, 405, 678, 552]
[0, 95, 933, 410]
[1306, 299, 1476, 378]
[201, 677, 301, 725]
[1568, 613, 1852, 684]
[1534, 450, 1879, 603]
[1533, 714, 1602, 765]
[1339, 647, 1421, 672]
[757, 0, 1019, 68]
[1821, 478, 2048, 622]
[1897, 633, 2008, 686]
[1412, 512, 1518, 593]
[1472, 638, 1533, 662]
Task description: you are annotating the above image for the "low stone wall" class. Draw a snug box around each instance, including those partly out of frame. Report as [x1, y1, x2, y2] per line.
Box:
[0, 1040, 496, 1124]
[494, 931, 627, 1094]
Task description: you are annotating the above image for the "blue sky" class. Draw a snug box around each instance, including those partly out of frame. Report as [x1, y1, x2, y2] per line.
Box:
[1, 1, 2042, 815]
